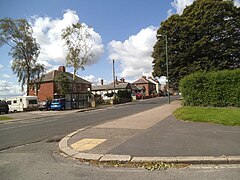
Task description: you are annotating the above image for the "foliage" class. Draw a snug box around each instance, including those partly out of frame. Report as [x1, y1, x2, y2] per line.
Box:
[0, 18, 45, 95]
[174, 106, 240, 126]
[54, 72, 71, 96]
[152, 0, 240, 89]
[117, 90, 132, 99]
[62, 23, 94, 81]
[180, 69, 240, 107]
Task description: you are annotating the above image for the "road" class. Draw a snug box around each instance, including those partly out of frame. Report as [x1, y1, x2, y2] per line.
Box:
[1, 96, 239, 180]
[0, 96, 178, 151]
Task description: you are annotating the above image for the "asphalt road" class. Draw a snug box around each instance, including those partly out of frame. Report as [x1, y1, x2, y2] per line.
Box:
[1, 96, 240, 180]
[0, 96, 179, 151]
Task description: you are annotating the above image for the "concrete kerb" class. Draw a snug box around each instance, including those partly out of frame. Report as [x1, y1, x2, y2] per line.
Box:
[59, 128, 240, 165]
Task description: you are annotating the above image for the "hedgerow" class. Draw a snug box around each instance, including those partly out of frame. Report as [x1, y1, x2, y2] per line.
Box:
[180, 69, 240, 107]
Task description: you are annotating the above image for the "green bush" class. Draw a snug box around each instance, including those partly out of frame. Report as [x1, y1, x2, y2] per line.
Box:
[180, 69, 240, 107]
[117, 90, 132, 99]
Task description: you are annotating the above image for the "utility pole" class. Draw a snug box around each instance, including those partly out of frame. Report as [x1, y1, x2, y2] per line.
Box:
[113, 59, 116, 100]
[157, 34, 170, 104]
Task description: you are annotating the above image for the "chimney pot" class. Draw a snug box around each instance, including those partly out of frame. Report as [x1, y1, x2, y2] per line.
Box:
[58, 66, 66, 72]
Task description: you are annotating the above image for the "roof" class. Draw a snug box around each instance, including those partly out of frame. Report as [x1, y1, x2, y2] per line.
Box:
[148, 78, 159, 85]
[34, 70, 91, 84]
[129, 84, 143, 91]
[133, 77, 153, 84]
[92, 82, 131, 91]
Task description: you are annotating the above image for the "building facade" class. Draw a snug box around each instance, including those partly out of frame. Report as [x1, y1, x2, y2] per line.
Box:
[29, 66, 92, 101]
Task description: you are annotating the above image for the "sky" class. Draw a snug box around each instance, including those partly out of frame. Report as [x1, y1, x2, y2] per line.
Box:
[0, 0, 239, 99]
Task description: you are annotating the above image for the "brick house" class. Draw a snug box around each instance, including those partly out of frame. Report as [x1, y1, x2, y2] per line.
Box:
[132, 76, 156, 97]
[29, 66, 92, 101]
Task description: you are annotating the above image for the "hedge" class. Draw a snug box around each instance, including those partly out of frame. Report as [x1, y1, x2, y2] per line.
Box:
[180, 69, 240, 107]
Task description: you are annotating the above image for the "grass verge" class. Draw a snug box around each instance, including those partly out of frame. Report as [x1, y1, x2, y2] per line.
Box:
[173, 106, 240, 126]
[0, 116, 13, 121]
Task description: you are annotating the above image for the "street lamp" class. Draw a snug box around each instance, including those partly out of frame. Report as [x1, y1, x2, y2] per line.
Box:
[157, 34, 170, 104]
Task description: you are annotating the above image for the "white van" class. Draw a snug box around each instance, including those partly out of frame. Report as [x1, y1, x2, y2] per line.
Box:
[7, 96, 39, 112]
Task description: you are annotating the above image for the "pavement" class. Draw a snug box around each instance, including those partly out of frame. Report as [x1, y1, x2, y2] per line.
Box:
[59, 100, 240, 164]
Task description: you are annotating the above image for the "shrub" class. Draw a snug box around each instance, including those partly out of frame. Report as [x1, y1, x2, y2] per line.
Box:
[180, 69, 240, 107]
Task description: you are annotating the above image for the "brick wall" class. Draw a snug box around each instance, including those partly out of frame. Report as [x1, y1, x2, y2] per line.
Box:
[37, 82, 54, 101]
[29, 82, 55, 101]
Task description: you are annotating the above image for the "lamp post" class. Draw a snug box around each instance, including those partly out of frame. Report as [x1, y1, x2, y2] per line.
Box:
[112, 59, 116, 101]
[157, 34, 170, 104]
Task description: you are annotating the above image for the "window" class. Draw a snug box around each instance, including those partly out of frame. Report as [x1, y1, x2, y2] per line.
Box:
[20, 98, 22, 102]
[7, 101, 11, 105]
[13, 100, 17, 104]
[29, 100, 38, 104]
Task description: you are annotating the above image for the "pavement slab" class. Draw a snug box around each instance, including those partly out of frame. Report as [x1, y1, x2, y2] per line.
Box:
[109, 116, 240, 157]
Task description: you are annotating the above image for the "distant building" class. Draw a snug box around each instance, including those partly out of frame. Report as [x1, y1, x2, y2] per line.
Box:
[92, 78, 131, 100]
[132, 76, 156, 97]
[92, 78, 141, 100]
[148, 77, 161, 94]
[29, 66, 91, 101]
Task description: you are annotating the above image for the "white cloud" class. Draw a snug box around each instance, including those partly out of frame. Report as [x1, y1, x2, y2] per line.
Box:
[30, 9, 104, 70]
[0, 80, 24, 99]
[235, 0, 240, 7]
[2, 74, 11, 78]
[169, 0, 239, 15]
[0, 64, 4, 69]
[170, 0, 194, 14]
[81, 75, 110, 86]
[108, 26, 158, 80]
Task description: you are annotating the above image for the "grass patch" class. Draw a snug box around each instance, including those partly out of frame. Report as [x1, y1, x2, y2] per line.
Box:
[173, 106, 240, 126]
[0, 116, 13, 121]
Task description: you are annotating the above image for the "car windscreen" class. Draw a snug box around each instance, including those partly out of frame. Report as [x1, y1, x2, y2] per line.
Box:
[52, 99, 60, 103]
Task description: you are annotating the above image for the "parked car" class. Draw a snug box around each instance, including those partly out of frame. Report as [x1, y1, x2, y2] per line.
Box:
[50, 98, 66, 110]
[38, 100, 52, 111]
[0, 100, 9, 114]
[136, 93, 142, 99]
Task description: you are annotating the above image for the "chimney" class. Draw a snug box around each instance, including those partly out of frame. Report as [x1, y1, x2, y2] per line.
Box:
[101, 79, 104, 85]
[120, 77, 125, 82]
[58, 66, 65, 72]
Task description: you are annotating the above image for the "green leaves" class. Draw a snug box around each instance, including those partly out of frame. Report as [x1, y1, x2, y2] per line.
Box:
[180, 69, 240, 107]
[62, 23, 94, 80]
[0, 18, 44, 94]
[152, 0, 240, 89]
[54, 72, 71, 96]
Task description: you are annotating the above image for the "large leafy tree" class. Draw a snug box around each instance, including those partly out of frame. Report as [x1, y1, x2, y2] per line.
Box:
[152, 0, 240, 89]
[62, 23, 94, 81]
[0, 18, 45, 95]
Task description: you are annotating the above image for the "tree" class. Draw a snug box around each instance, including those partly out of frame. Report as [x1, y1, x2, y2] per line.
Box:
[54, 72, 71, 97]
[0, 18, 45, 95]
[62, 23, 94, 81]
[152, 0, 240, 89]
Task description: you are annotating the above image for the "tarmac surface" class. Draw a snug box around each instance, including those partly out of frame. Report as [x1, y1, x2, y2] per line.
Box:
[59, 100, 240, 164]
[2, 100, 240, 164]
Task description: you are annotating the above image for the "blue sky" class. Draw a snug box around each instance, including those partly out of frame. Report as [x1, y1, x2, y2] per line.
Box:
[1, 0, 239, 99]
